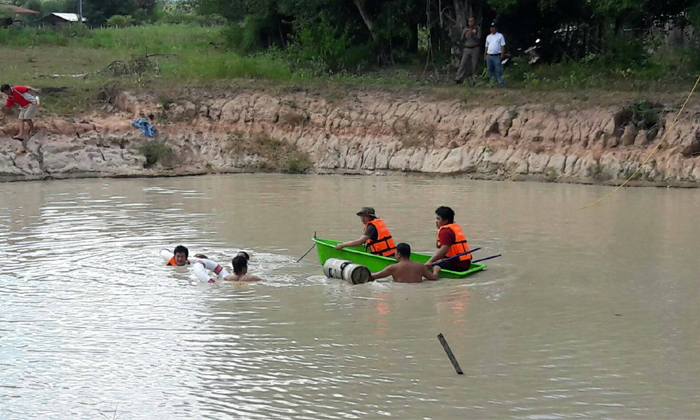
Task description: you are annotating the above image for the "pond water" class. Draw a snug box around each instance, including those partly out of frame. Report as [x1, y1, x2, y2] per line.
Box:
[1, 174, 698, 419]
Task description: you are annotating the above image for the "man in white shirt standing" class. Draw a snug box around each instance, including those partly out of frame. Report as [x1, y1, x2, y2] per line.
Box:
[484, 22, 506, 88]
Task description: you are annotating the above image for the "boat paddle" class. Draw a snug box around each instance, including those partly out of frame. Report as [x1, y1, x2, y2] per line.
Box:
[472, 254, 502, 264]
[431, 247, 482, 266]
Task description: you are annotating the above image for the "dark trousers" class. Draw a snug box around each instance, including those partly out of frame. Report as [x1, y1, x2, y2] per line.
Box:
[456, 47, 480, 82]
[438, 260, 472, 272]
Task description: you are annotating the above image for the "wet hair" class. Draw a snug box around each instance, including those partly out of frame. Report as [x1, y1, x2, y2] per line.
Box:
[1, 84, 10, 93]
[237, 251, 250, 261]
[396, 243, 411, 258]
[173, 245, 189, 257]
[435, 206, 455, 224]
[232, 255, 248, 274]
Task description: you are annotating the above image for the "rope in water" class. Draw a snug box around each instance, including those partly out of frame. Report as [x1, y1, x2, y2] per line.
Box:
[580, 72, 700, 210]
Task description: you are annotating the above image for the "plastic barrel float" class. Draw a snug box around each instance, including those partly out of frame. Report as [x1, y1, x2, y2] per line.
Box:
[323, 258, 372, 285]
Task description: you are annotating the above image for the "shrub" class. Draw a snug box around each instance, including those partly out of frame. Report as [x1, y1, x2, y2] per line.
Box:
[287, 13, 354, 74]
[226, 132, 313, 173]
[284, 151, 313, 174]
[621, 100, 662, 132]
[107, 15, 135, 28]
[139, 141, 172, 167]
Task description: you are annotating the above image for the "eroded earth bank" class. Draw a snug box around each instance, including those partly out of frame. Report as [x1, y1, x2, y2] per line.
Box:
[2, 88, 700, 186]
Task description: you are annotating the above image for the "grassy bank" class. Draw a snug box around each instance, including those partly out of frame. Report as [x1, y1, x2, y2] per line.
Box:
[0, 25, 698, 115]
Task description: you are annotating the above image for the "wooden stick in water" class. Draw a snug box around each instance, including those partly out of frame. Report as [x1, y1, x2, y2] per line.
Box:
[296, 243, 316, 263]
[437, 333, 464, 375]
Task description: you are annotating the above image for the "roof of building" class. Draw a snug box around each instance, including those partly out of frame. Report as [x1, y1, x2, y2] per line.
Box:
[0, 4, 40, 15]
[48, 13, 86, 22]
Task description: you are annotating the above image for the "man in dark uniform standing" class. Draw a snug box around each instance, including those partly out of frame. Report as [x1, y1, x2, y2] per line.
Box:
[455, 17, 481, 85]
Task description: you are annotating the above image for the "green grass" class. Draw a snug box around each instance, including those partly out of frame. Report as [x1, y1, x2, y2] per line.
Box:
[0, 24, 697, 116]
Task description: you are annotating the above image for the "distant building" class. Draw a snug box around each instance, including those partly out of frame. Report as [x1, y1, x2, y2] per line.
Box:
[38, 13, 86, 26]
[0, 4, 40, 27]
[0, 4, 40, 15]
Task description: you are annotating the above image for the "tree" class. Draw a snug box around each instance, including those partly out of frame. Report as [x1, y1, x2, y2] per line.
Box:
[24, 0, 41, 13]
[84, 0, 137, 25]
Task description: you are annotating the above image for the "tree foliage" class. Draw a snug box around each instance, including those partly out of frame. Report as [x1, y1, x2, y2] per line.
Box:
[83, 0, 159, 25]
[81, 0, 700, 71]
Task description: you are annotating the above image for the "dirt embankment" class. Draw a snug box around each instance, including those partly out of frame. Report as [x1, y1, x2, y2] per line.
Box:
[1, 88, 700, 186]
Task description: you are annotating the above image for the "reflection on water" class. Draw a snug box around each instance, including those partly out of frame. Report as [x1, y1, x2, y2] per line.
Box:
[1, 174, 699, 419]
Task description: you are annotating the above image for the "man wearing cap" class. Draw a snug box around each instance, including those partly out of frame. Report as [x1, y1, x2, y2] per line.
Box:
[455, 17, 481, 85]
[334, 207, 397, 258]
[484, 22, 506, 87]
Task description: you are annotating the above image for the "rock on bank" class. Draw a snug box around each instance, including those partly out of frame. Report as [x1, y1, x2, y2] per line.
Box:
[1, 88, 700, 186]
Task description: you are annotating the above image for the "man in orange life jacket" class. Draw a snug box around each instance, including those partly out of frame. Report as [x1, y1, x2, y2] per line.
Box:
[334, 207, 397, 258]
[425, 206, 472, 272]
[166, 245, 208, 267]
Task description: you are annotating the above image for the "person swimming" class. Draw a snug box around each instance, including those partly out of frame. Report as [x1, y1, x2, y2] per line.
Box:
[164, 245, 209, 266]
[224, 255, 262, 282]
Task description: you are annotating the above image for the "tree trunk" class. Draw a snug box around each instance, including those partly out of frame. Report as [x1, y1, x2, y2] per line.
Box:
[353, 0, 377, 42]
[453, 0, 467, 32]
[277, 20, 287, 48]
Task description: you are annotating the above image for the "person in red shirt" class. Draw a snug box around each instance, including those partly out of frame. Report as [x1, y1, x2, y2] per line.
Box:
[425, 206, 473, 272]
[0, 84, 41, 141]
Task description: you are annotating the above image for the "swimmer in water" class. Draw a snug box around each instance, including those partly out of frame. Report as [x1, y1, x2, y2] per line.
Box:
[165, 245, 208, 266]
[371, 243, 441, 283]
[224, 255, 262, 282]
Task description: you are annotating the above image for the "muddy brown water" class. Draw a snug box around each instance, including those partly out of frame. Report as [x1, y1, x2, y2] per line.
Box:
[1, 174, 699, 419]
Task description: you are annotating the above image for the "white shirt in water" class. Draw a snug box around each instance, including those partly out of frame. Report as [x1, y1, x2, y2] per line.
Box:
[485, 32, 506, 55]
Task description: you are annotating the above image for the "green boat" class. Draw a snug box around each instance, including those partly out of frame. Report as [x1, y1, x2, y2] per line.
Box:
[313, 237, 486, 280]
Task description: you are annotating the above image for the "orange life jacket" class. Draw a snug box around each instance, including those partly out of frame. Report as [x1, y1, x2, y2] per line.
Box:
[437, 223, 471, 262]
[365, 218, 397, 257]
[166, 256, 190, 266]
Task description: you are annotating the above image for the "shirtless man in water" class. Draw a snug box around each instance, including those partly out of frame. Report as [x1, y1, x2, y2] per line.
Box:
[371, 243, 440, 283]
[224, 255, 262, 282]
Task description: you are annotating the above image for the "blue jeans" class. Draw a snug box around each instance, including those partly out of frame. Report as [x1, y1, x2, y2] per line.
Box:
[486, 55, 505, 87]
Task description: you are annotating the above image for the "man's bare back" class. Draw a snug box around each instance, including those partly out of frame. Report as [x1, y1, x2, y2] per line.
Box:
[372, 259, 439, 283]
[223, 273, 261, 282]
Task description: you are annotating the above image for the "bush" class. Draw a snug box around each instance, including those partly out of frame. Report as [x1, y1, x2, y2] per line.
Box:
[226, 132, 313, 173]
[599, 36, 649, 69]
[284, 151, 313, 174]
[621, 100, 661, 131]
[287, 13, 355, 74]
[106, 15, 135, 28]
[139, 141, 172, 167]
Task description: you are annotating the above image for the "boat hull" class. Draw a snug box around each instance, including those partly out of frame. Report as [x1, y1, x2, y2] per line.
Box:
[313, 238, 485, 280]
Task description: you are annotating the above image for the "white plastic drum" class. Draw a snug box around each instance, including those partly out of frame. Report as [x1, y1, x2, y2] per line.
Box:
[192, 258, 230, 283]
[323, 258, 372, 285]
